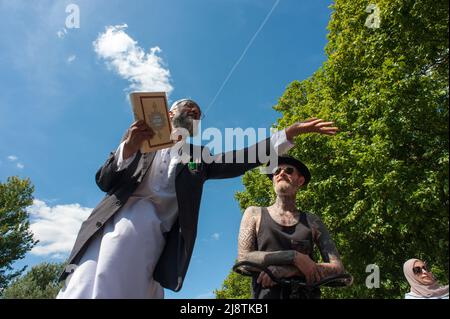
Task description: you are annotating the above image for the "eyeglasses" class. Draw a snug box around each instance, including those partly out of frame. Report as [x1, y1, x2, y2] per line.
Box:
[413, 265, 430, 275]
[172, 104, 205, 120]
[273, 166, 295, 176]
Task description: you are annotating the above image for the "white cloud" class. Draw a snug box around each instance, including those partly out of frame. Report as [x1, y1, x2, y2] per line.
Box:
[93, 24, 173, 94]
[211, 233, 220, 241]
[50, 253, 66, 260]
[67, 54, 76, 63]
[16, 163, 24, 169]
[28, 199, 92, 257]
[7, 155, 18, 161]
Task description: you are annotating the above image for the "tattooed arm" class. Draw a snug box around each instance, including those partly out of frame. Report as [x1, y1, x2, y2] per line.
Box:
[237, 207, 258, 262]
[308, 214, 345, 278]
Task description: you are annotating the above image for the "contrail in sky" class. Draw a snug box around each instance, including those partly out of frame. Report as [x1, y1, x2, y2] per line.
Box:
[204, 0, 281, 115]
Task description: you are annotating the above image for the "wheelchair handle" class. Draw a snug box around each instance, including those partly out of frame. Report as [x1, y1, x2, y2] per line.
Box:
[233, 261, 353, 289]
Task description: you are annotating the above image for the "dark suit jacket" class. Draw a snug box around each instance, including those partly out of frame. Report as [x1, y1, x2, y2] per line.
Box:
[60, 137, 273, 291]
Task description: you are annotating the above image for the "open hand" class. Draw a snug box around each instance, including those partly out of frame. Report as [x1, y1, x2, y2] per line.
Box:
[286, 118, 339, 141]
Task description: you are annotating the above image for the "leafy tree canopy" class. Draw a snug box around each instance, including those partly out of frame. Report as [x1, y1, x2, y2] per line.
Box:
[218, 0, 449, 298]
[0, 176, 37, 292]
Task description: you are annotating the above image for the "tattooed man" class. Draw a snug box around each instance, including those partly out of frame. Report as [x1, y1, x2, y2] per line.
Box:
[237, 156, 345, 299]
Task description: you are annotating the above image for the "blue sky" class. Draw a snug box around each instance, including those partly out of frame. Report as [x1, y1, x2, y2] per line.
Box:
[0, 0, 331, 298]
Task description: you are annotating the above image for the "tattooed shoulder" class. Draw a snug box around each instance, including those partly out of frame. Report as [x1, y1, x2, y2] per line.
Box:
[244, 206, 260, 216]
[244, 206, 262, 232]
[306, 213, 323, 241]
[238, 206, 266, 261]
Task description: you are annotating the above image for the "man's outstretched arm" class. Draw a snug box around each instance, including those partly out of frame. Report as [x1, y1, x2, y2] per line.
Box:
[205, 119, 338, 180]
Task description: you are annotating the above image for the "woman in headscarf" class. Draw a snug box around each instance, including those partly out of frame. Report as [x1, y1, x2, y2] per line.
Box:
[403, 258, 449, 299]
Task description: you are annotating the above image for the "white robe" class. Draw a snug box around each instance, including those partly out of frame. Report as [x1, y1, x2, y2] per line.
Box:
[57, 130, 292, 299]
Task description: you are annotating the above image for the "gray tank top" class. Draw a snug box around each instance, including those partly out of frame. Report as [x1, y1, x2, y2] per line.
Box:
[257, 207, 314, 257]
[252, 207, 319, 299]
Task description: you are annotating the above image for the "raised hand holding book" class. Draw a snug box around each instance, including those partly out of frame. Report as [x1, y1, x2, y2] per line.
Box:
[130, 92, 175, 153]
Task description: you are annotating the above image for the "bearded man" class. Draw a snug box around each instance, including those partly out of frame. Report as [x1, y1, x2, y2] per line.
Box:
[57, 99, 338, 298]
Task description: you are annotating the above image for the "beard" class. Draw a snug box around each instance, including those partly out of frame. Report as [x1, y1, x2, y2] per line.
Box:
[172, 112, 198, 136]
[274, 180, 296, 196]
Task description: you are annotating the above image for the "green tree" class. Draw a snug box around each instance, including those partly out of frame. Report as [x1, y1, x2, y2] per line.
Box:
[219, 0, 448, 298]
[0, 176, 37, 292]
[1, 262, 65, 299]
[215, 267, 252, 299]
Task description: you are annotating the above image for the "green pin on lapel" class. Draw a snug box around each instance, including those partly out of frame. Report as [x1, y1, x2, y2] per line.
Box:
[188, 161, 198, 171]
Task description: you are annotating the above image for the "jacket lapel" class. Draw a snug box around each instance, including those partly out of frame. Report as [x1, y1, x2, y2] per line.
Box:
[175, 143, 194, 178]
[137, 151, 157, 182]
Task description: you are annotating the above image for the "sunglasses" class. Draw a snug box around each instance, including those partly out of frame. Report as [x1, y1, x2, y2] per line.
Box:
[273, 166, 295, 176]
[413, 265, 430, 275]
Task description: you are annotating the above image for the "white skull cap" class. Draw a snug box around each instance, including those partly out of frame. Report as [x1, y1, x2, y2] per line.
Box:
[170, 98, 199, 111]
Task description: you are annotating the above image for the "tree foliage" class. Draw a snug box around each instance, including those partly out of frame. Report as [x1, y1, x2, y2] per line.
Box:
[1, 262, 65, 299]
[215, 266, 252, 299]
[0, 176, 37, 292]
[218, 0, 449, 298]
